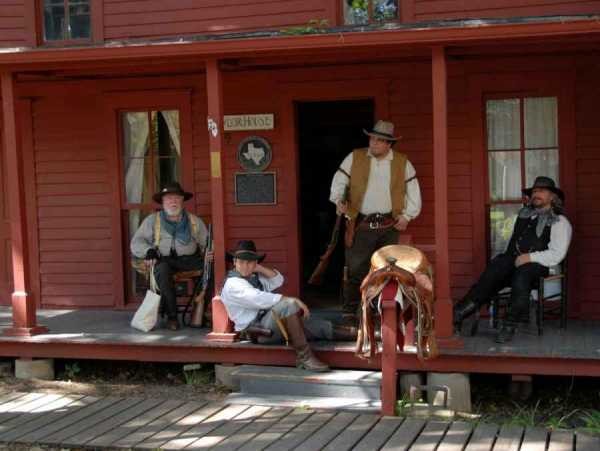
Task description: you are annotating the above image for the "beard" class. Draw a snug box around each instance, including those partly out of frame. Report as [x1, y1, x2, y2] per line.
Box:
[164, 206, 182, 217]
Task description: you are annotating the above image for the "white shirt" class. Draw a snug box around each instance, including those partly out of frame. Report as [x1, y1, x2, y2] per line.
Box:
[221, 271, 284, 332]
[329, 150, 422, 221]
[529, 215, 572, 268]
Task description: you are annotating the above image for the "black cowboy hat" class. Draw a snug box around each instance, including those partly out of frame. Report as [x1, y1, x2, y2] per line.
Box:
[363, 120, 402, 142]
[226, 240, 266, 263]
[152, 182, 193, 204]
[522, 176, 565, 202]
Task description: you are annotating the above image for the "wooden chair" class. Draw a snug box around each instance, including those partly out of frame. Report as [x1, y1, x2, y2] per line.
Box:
[172, 270, 203, 326]
[490, 259, 568, 335]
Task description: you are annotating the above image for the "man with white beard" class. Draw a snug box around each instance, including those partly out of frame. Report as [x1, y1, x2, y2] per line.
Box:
[131, 182, 209, 330]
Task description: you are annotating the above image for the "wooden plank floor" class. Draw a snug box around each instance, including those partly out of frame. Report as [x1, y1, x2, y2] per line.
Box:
[0, 392, 597, 450]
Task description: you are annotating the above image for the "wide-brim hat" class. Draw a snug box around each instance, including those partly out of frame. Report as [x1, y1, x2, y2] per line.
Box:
[152, 182, 193, 203]
[226, 240, 266, 263]
[522, 176, 565, 202]
[363, 120, 401, 142]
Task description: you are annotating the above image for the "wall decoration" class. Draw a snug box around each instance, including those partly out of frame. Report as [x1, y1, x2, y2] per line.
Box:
[237, 136, 272, 172]
[234, 172, 277, 205]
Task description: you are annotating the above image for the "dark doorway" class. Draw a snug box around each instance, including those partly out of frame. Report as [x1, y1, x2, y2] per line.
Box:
[297, 99, 375, 308]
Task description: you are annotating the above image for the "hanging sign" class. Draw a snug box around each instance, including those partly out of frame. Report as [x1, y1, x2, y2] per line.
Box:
[224, 114, 274, 131]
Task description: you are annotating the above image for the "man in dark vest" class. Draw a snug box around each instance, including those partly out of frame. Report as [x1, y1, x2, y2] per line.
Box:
[330, 120, 422, 323]
[454, 176, 572, 343]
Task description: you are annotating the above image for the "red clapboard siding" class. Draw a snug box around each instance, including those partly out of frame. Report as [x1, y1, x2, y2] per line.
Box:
[103, 0, 335, 40]
[414, 0, 600, 21]
[33, 96, 115, 308]
[0, 1, 26, 48]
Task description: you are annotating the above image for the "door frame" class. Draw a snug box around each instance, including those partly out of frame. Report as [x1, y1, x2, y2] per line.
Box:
[468, 69, 577, 312]
[279, 79, 389, 297]
[104, 89, 194, 308]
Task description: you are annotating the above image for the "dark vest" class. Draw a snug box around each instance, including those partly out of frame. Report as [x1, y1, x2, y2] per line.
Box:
[505, 216, 552, 256]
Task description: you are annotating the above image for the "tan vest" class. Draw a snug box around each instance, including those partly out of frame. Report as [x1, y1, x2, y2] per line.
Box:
[347, 148, 407, 220]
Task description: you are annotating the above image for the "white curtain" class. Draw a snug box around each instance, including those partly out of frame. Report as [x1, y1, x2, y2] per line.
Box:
[123, 112, 149, 239]
[161, 110, 181, 156]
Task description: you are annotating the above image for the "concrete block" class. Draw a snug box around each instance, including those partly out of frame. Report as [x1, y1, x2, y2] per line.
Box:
[215, 364, 240, 390]
[14, 358, 55, 380]
[427, 372, 471, 413]
[399, 372, 425, 401]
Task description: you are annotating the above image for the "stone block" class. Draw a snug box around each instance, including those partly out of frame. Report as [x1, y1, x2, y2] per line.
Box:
[399, 372, 425, 401]
[215, 363, 240, 390]
[427, 372, 471, 413]
[14, 358, 54, 380]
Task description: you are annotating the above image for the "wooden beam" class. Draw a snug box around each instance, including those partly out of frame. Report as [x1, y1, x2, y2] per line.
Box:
[1, 72, 47, 336]
[205, 60, 235, 341]
[431, 47, 452, 340]
[91, 0, 104, 44]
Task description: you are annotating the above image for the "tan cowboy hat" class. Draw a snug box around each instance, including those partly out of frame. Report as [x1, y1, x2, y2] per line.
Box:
[363, 120, 401, 142]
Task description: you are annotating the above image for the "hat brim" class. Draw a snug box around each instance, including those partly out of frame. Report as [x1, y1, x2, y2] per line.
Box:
[363, 129, 401, 142]
[522, 186, 565, 202]
[226, 251, 266, 263]
[152, 191, 194, 204]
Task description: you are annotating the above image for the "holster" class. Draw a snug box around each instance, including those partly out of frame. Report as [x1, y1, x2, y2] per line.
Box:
[344, 217, 357, 248]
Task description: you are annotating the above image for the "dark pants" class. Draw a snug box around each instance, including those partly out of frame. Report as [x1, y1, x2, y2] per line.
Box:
[343, 226, 399, 314]
[154, 254, 203, 321]
[464, 253, 548, 324]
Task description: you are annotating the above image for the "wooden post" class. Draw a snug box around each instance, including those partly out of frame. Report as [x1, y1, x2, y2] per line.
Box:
[205, 60, 236, 341]
[431, 47, 454, 341]
[1, 72, 47, 336]
[381, 281, 399, 416]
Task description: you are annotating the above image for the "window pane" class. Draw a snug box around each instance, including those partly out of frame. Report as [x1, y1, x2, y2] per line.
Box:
[525, 148, 559, 188]
[490, 204, 521, 258]
[69, 0, 91, 39]
[155, 156, 181, 190]
[43, 0, 65, 41]
[373, 0, 398, 21]
[344, 0, 369, 24]
[488, 151, 522, 201]
[127, 210, 151, 299]
[157, 111, 181, 157]
[524, 97, 557, 149]
[122, 112, 150, 204]
[486, 99, 521, 150]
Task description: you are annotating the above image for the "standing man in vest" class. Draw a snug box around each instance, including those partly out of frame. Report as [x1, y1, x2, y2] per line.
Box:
[131, 182, 209, 331]
[330, 120, 422, 323]
[453, 176, 572, 343]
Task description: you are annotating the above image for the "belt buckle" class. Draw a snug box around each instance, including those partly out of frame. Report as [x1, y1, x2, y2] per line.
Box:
[369, 221, 379, 230]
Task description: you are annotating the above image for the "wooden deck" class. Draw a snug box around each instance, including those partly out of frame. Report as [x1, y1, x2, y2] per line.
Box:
[0, 391, 597, 450]
[1, 308, 600, 376]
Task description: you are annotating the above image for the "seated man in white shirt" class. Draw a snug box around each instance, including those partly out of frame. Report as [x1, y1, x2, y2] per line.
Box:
[453, 177, 572, 344]
[221, 240, 357, 372]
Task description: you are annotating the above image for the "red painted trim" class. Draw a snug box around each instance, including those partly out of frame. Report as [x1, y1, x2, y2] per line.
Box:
[381, 281, 399, 416]
[18, 99, 41, 310]
[432, 46, 452, 339]
[1, 18, 600, 68]
[24, 0, 38, 47]
[1, 72, 47, 335]
[91, 0, 104, 44]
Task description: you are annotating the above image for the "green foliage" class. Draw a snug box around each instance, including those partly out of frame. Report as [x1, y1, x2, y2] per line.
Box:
[580, 410, 600, 435]
[280, 19, 330, 35]
[63, 362, 81, 380]
[182, 364, 214, 386]
[395, 394, 412, 416]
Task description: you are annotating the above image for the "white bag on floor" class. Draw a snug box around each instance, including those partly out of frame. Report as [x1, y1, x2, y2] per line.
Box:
[131, 267, 161, 332]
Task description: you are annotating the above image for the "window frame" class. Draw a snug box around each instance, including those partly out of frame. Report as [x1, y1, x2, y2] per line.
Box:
[340, 0, 401, 26]
[37, 0, 103, 46]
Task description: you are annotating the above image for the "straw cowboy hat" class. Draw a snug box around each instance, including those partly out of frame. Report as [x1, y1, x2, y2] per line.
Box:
[522, 176, 565, 202]
[152, 182, 193, 203]
[363, 120, 401, 142]
[226, 240, 266, 263]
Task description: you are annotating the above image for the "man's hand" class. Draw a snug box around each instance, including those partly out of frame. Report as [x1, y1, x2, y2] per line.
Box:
[255, 264, 277, 279]
[336, 201, 348, 216]
[144, 248, 160, 268]
[294, 298, 310, 320]
[205, 250, 214, 263]
[515, 254, 531, 267]
[394, 215, 409, 231]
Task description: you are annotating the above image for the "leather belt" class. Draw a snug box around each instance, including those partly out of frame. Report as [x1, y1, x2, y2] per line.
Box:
[357, 213, 395, 230]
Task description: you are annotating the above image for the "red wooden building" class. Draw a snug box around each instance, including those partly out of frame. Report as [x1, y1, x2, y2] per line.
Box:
[1, 1, 600, 409]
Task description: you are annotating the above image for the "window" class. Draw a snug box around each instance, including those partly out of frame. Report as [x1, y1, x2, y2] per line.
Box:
[121, 110, 182, 300]
[42, 0, 91, 42]
[343, 0, 399, 25]
[486, 96, 559, 258]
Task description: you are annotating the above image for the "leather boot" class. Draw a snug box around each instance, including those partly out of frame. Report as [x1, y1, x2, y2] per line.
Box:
[332, 325, 358, 341]
[453, 299, 478, 332]
[283, 314, 330, 372]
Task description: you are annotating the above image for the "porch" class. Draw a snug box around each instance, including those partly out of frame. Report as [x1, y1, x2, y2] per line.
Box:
[1, 307, 599, 378]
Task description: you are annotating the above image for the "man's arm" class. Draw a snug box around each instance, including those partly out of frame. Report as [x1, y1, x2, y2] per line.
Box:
[395, 160, 422, 230]
[191, 214, 209, 253]
[256, 265, 284, 291]
[526, 216, 572, 268]
[329, 153, 353, 213]
[222, 278, 282, 310]
[130, 214, 156, 259]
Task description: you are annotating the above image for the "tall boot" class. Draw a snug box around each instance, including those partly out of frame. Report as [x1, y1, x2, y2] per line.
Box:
[453, 298, 479, 334]
[283, 314, 330, 372]
[332, 325, 358, 341]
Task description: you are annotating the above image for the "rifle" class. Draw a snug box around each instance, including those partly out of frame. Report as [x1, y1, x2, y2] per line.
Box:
[308, 213, 344, 286]
[190, 224, 213, 328]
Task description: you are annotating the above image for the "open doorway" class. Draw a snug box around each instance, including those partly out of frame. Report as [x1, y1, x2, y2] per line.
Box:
[297, 99, 375, 309]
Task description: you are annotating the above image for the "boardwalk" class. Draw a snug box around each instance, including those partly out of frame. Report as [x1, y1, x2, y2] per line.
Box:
[0, 392, 597, 450]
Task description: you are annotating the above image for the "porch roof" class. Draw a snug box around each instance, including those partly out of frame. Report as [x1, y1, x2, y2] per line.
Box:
[0, 15, 599, 70]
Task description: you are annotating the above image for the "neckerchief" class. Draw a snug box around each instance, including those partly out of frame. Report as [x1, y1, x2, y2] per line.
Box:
[226, 270, 264, 291]
[159, 210, 192, 245]
[518, 206, 559, 238]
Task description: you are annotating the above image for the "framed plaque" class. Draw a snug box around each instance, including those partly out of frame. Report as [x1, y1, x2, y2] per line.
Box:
[237, 136, 272, 172]
[234, 172, 277, 205]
